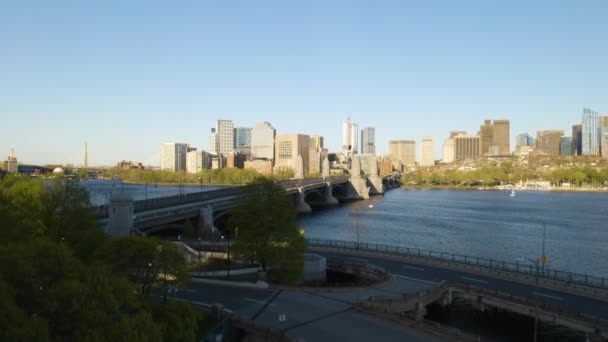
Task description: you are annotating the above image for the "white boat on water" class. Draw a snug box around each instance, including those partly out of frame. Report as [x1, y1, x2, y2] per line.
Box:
[510, 188, 516, 197]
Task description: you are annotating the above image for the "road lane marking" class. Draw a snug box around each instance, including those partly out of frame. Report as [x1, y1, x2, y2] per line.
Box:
[534, 292, 563, 301]
[245, 298, 276, 306]
[347, 257, 369, 263]
[462, 276, 489, 284]
[394, 274, 439, 285]
[168, 297, 233, 313]
[401, 265, 425, 271]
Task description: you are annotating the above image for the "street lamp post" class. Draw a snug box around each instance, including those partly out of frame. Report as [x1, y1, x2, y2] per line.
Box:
[199, 177, 203, 201]
[531, 258, 540, 342]
[197, 236, 201, 263]
[354, 204, 374, 249]
[222, 234, 230, 279]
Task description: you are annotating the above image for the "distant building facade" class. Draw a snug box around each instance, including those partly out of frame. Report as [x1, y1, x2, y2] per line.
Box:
[419, 136, 435, 166]
[600, 115, 608, 158]
[571, 124, 582, 156]
[361, 127, 376, 155]
[560, 137, 572, 156]
[160, 143, 188, 172]
[379, 157, 393, 176]
[251, 122, 276, 160]
[309, 135, 327, 175]
[234, 127, 252, 158]
[479, 119, 510, 156]
[454, 134, 480, 161]
[442, 138, 454, 163]
[388, 140, 416, 166]
[210, 120, 235, 156]
[244, 159, 273, 176]
[274, 134, 310, 174]
[117, 161, 145, 170]
[5, 148, 18, 174]
[186, 150, 212, 173]
[515, 133, 535, 147]
[582, 108, 600, 156]
[226, 151, 246, 169]
[536, 130, 564, 156]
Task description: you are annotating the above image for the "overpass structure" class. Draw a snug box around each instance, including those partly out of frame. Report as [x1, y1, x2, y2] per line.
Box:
[96, 174, 401, 237]
[359, 282, 608, 339]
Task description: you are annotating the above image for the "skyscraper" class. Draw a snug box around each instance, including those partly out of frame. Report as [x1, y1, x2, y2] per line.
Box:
[388, 140, 415, 166]
[251, 122, 276, 160]
[160, 143, 188, 172]
[419, 136, 435, 166]
[342, 118, 358, 157]
[479, 119, 510, 156]
[209, 129, 217, 155]
[361, 127, 376, 155]
[571, 124, 582, 156]
[582, 108, 600, 156]
[536, 130, 564, 156]
[454, 135, 480, 161]
[210, 120, 235, 156]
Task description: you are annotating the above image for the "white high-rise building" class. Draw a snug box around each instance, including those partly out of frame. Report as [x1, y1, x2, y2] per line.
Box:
[209, 129, 218, 155]
[582, 108, 600, 156]
[419, 136, 435, 166]
[251, 122, 276, 160]
[361, 127, 376, 155]
[186, 150, 212, 173]
[160, 143, 188, 172]
[209, 120, 235, 156]
[442, 138, 454, 163]
[342, 118, 358, 157]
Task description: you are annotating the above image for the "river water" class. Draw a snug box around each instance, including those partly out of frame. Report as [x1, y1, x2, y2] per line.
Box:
[83, 180, 608, 277]
[299, 188, 608, 278]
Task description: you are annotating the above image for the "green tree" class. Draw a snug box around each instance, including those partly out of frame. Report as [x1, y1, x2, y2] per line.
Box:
[228, 177, 305, 283]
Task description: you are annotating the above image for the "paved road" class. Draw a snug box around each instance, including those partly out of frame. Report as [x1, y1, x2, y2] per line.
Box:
[316, 251, 608, 320]
[176, 276, 443, 341]
[173, 251, 608, 341]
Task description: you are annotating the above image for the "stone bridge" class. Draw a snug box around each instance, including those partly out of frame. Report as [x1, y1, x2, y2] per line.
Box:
[96, 174, 401, 237]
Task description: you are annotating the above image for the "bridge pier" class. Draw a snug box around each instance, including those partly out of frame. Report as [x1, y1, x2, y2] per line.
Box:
[106, 193, 134, 237]
[197, 205, 217, 239]
[414, 302, 427, 321]
[295, 187, 312, 214]
[323, 183, 340, 206]
[368, 175, 384, 195]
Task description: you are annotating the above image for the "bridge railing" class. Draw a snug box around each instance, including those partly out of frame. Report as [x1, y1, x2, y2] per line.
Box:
[306, 238, 608, 290]
[94, 176, 351, 218]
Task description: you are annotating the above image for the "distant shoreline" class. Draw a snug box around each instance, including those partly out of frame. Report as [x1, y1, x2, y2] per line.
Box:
[400, 185, 608, 193]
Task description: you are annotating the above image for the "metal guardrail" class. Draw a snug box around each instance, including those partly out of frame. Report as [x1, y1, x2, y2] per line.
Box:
[306, 238, 608, 290]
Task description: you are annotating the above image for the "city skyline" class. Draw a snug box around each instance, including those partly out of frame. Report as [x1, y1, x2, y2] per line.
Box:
[2, 1, 608, 165]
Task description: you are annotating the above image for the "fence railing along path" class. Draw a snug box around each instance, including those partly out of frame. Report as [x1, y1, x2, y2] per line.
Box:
[306, 238, 608, 290]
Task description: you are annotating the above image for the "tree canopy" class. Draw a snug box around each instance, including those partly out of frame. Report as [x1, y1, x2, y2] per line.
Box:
[0, 176, 205, 341]
[228, 177, 305, 284]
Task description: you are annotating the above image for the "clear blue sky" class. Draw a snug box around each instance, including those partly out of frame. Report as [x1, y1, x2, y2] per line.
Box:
[1, 0, 607, 166]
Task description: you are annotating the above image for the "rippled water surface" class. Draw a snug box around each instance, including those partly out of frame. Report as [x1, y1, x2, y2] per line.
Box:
[299, 189, 608, 277]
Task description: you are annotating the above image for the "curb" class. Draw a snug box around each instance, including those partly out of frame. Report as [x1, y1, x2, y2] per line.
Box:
[190, 276, 269, 289]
